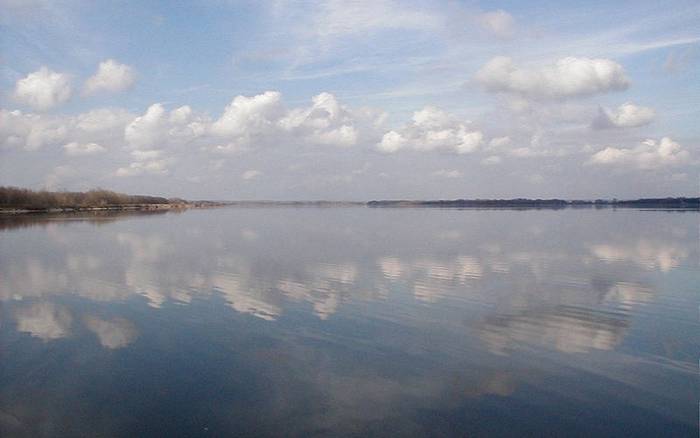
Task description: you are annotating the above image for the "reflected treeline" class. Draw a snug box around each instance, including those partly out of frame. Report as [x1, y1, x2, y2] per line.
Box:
[0, 208, 695, 354]
[0, 209, 176, 231]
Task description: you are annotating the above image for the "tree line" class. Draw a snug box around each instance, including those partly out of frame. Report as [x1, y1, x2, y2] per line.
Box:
[0, 186, 182, 209]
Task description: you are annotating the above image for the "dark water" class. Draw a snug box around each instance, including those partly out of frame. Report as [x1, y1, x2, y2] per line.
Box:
[0, 207, 697, 437]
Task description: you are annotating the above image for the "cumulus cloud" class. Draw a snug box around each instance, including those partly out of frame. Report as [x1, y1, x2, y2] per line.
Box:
[83, 59, 135, 95]
[75, 108, 135, 132]
[211, 91, 283, 137]
[0, 109, 68, 150]
[377, 106, 482, 154]
[478, 10, 515, 39]
[590, 137, 689, 169]
[591, 103, 655, 129]
[124, 103, 167, 148]
[210, 91, 384, 151]
[125, 103, 206, 149]
[4, 90, 383, 163]
[208, 91, 285, 152]
[63, 141, 106, 156]
[13, 67, 72, 110]
[1, 107, 135, 152]
[279, 92, 360, 147]
[475, 56, 629, 99]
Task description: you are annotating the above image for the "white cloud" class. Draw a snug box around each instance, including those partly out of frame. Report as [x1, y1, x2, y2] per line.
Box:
[63, 141, 106, 156]
[124, 103, 167, 148]
[75, 108, 135, 133]
[125, 103, 206, 149]
[211, 91, 283, 137]
[14, 67, 72, 111]
[0, 109, 67, 150]
[211, 91, 383, 150]
[376, 130, 405, 153]
[475, 56, 629, 99]
[377, 106, 482, 154]
[242, 169, 261, 180]
[478, 10, 515, 39]
[83, 59, 135, 95]
[1, 107, 135, 152]
[591, 103, 655, 129]
[3, 90, 386, 184]
[279, 92, 362, 147]
[169, 105, 192, 124]
[590, 137, 689, 169]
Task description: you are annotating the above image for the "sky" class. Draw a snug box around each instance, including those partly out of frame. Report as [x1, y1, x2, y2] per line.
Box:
[1, 0, 699, 200]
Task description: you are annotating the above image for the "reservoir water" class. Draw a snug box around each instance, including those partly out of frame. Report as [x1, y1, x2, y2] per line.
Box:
[0, 207, 697, 436]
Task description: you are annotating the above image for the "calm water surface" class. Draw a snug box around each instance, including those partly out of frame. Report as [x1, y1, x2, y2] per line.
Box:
[0, 207, 697, 437]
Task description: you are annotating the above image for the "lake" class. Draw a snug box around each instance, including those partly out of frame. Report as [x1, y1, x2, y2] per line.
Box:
[0, 207, 697, 437]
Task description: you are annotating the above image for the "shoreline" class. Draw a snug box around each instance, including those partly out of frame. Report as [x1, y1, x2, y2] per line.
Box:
[0, 203, 211, 215]
[2, 202, 699, 215]
[366, 198, 700, 210]
[2, 192, 698, 215]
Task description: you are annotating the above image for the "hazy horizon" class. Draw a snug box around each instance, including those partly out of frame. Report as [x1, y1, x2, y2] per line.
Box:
[1, 0, 699, 201]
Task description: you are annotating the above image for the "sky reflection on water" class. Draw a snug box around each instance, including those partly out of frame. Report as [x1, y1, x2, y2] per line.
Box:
[0, 208, 697, 437]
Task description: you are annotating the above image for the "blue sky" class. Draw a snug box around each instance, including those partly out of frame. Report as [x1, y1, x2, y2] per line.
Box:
[1, 0, 698, 199]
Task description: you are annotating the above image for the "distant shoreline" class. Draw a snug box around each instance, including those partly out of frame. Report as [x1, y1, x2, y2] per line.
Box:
[1, 204, 183, 215]
[366, 198, 700, 210]
[1, 186, 698, 214]
[0, 203, 233, 215]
